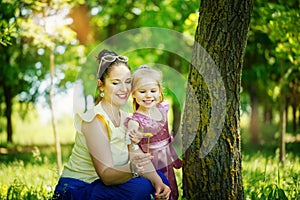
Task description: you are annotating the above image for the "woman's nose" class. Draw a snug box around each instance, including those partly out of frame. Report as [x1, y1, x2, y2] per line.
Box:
[119, 83, 127, 92]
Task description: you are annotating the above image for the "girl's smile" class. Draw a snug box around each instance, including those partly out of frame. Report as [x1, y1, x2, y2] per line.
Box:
[133, 80, 161, 110]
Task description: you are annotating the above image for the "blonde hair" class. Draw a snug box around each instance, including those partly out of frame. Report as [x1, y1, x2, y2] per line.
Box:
[131, 65, 164, 111]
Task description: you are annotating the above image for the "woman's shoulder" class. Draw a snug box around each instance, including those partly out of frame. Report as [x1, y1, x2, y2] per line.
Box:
[76, 104, 103, 121]
[74, 103, 106, 132]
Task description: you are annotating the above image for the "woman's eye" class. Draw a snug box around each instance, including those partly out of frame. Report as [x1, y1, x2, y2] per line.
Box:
[125, 80, 131, 84]
[112, 82, 119, 85]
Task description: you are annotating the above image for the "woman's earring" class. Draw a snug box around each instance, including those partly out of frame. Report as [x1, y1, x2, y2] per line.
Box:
[100, 92, 104, 97]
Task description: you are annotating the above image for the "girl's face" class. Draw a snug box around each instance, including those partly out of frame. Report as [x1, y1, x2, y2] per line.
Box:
[101, 64, 132, 107]
[132, 77, 161, 109]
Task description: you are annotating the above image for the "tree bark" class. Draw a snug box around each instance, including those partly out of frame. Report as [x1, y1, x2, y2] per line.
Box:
[4, 85, 13, 143]
[182, 0, 253, 199]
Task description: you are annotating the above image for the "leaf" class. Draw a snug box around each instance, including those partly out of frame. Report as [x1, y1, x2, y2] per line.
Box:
[277, 188, 288, 200]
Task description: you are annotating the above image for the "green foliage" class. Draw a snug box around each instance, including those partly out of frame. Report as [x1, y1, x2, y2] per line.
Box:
[0, 144, 72, 199]
[0, 0, 18, 46]
[242, 0, 300, 122]
[1, 144, 299, 199]
[4, 179, 53, 200]
[255, 184, 289, 200]
[241, 113, 300, 200]
[88, 0, 199, 76]
[243, 152, 299, 200]
[0, 0, 86, 143]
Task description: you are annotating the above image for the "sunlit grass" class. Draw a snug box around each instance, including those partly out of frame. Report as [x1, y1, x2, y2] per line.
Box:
[0, 144, 73, 200]
[0, 161, 58, 187]
[0, 161, 57, 199]
[240, 112, 300, 199]
[0, 110, 75, 146]
[242, 151, 299, 199]
[0, 111, 299, 199]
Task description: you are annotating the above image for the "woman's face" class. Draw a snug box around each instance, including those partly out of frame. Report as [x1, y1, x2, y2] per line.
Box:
[101, 64, 132, 107]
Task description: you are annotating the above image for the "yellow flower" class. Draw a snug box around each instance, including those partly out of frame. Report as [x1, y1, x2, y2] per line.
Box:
[144, 133, 153, 137]
[145, 133, 153, 153]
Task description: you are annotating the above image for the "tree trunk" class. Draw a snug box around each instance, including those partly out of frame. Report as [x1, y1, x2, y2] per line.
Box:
[49, 51, 62, 175]
[249, 86, 259, 144]
[4, 85, 13, 143]
[279, 59, 286, 164]
[292, 105, 297, 132]
[182, 0, 253, 199]
[263, 104, 273, 124]
[299, 107, 300, 129]
[69, 5, 92, 44]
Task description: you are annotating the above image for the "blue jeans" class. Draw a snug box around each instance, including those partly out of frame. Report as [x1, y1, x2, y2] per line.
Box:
[52, 171, 169, 200]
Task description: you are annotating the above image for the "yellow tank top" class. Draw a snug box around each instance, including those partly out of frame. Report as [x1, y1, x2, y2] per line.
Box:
[61, 103, 129, 183]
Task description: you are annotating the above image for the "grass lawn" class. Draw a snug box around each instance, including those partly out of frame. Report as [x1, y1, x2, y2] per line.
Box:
[0, 112, 299, 199]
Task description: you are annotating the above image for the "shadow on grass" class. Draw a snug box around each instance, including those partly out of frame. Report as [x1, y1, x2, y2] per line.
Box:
[0, 143, 74, 166]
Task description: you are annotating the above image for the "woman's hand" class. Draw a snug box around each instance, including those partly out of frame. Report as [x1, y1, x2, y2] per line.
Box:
[130, 149, 170, 199]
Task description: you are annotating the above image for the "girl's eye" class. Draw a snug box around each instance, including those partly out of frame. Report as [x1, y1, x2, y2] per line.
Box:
[112, 82, 119, 85]
[139, 90, 145, 93]
[125, 80, 131, 84]
[151, 89, 157, 93]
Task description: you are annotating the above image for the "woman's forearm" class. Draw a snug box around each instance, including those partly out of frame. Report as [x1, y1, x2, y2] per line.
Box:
[101, 165, 133, 185]
[129, 148, 164, 187]
[91, 155, 132, 185]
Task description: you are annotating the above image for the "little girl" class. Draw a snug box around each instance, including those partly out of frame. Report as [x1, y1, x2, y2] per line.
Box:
[125, 65, 182, 200]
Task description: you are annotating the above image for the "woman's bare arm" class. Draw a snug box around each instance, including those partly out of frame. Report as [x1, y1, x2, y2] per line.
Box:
[82, 118, 132, 185]
[130, 148, 171, 199]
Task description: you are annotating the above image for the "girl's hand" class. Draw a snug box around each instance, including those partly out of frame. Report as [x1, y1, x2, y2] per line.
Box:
[129, 129, 144, 144]
[154, 183, 171, 200]
[130, 153, 153, 175]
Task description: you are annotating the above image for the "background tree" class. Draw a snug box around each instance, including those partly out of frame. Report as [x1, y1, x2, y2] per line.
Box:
[0, 0, 84, 174]
[0, 0, 84, 142]
[255, 0, 300, 163]
[182, 0, 253, 199]
[0, 1, 47, 143]
[242, 0, 300, 163]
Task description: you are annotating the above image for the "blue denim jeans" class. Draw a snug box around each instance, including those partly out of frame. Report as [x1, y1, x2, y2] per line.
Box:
[52, 171, 169, 200]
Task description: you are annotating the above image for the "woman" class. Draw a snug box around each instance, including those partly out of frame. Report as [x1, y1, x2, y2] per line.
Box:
[53, 49, 171, 200]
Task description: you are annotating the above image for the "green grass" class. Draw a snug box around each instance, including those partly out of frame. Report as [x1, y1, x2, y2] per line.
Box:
[242, 150, 299, 199]
[240, 114, 300, 200]
[0, 112, 299, 199]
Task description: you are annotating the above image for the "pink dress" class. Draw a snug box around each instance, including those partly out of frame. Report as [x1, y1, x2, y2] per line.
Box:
[125, 101, 182, 200]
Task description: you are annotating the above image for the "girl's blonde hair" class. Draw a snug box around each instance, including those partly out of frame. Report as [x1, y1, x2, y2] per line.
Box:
[131, 65, 164, 111]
